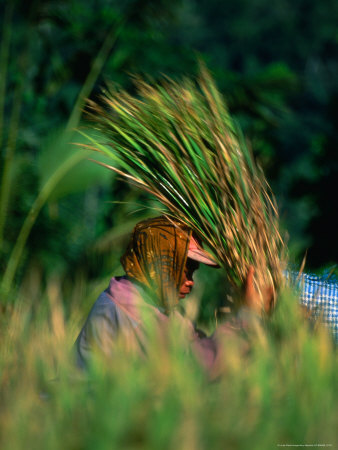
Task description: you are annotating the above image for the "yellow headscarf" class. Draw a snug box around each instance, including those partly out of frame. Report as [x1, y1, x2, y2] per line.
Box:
[121, 216, 192, 310]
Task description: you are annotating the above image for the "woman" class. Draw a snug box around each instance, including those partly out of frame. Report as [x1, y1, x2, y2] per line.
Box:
[75, 216, 264, 373]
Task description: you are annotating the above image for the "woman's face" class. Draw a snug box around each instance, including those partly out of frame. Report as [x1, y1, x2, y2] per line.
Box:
[179, 258, 200, 299]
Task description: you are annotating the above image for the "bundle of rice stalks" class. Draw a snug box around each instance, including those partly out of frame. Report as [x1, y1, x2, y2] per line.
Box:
[82, 66, 285, 301]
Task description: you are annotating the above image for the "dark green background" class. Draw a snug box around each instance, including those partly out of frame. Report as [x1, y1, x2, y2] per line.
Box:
[1, 0, 337, 298]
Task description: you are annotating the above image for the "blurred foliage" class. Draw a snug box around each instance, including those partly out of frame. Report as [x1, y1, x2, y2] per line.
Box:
[0, 281, 337, 449]
[0, 0, 337, 308]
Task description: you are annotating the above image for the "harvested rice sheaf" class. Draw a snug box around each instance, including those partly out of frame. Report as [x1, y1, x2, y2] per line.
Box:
[83, 65, 286, 304]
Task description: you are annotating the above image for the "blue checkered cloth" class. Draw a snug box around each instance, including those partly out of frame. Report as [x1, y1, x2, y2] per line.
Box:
[285, 270, 338, 342]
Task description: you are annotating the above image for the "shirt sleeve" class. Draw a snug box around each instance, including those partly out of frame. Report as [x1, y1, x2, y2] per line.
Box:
[285, 269, 338, 342]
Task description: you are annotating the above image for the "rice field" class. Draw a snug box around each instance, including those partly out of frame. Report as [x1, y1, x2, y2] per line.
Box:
[0, 277, 337, 450]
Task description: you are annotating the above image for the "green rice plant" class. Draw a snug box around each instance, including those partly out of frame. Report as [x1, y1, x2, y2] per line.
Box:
[0, 276, 337, 450]
[82, 65, 285, 303]
[0, 2, 26, 250]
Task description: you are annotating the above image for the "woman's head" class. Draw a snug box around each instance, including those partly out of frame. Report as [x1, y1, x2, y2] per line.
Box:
[121, 216, 191, 309]
[121, 216, 218, 310]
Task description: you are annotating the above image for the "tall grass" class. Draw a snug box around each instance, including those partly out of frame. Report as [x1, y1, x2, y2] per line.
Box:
[0, 277, 336, 450]
[0, 2, 26, 250]
[0, 3, 124, 294]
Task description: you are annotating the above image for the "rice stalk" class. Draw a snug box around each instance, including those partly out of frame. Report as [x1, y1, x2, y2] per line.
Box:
[65, 18, 125, 134]
[1, 149, 90, 294]
[84, 65, 286, 300]
[0, 2, 27, 250]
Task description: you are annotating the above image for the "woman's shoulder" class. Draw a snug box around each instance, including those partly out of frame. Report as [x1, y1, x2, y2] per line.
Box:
[88, 276, 150, 325]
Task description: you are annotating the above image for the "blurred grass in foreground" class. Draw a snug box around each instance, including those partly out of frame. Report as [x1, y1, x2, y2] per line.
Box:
[0, 278, 337, 450]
